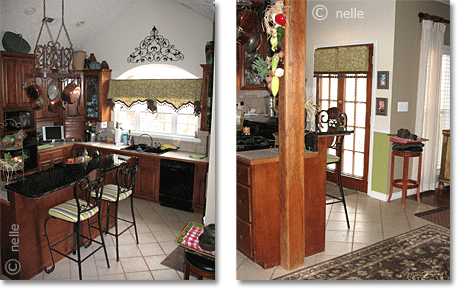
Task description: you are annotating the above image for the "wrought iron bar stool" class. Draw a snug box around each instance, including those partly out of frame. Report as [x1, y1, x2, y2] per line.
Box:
[316, 107, 350, 228]
[97, 157, 139, 261]
[44, 169, 110, 280]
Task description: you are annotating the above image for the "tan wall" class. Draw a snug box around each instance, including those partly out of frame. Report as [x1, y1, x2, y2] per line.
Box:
[391, 0, 450, 135]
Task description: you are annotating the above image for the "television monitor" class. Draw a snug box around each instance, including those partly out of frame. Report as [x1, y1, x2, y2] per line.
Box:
[42, 125, 64, 142]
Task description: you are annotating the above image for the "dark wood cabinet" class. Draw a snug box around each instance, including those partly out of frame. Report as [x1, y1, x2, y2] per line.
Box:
[236, 30, 268, 90]
[37, 146, 68, 171]
[83, 69, 111, 122]
[200, 64, 213, 131]
[138, 156, 160, 202]
[193, 162, 208, 214]
[0, 52, 35, 109]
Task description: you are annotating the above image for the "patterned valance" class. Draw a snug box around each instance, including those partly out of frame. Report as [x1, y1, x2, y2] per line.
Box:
[107, 79, 202, 111]
[314, 45, 370, 75]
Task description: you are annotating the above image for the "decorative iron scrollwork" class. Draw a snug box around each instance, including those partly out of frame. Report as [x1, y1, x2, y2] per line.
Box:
[127, 26, 184, 63]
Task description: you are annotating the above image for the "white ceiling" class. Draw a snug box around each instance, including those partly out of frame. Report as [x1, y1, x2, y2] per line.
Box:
[0, 0, 215, 51]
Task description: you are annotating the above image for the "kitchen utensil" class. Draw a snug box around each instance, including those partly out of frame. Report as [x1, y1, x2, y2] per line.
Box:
[90, 132, 97, 142]
[62, 82, 81, 104]
[245, 30, 261, 53]
[48, 99, 63, 113]
[72, 51, 86, 70]
[26, 83, 41, 100]
[77, 97, 84, 116]
[47, 82, 60, 100]
[237, 10, 258, 44]
[198, 224, 215, 251]
[30, 97, 45, 110]
[2, 31, 31, 53]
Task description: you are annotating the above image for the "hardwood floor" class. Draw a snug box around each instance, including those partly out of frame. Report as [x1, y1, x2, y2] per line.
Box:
[407, 185, 450, 207]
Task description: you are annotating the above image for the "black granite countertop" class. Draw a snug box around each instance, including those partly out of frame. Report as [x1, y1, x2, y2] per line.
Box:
[5, 154, 129, 199]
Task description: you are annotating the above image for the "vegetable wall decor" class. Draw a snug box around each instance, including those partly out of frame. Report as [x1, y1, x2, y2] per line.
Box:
[127, 26, 184, 63]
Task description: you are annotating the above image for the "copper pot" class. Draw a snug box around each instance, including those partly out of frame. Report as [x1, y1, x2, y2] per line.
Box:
[237, 10, 258, 44]
[62, 82, 81, 104]
[30, 97, 45, 110]
[26, 83, 41, 100]
[48, 99, 64, 113]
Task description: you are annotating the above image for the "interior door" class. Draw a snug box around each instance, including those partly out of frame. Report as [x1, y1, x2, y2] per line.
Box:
[316, 44, 373, 192]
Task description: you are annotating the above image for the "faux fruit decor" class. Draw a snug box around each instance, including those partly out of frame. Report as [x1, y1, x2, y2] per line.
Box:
[253, 0, 288, 112]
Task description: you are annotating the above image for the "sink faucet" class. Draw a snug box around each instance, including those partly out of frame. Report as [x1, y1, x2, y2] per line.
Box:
[139, 133, 154, 147]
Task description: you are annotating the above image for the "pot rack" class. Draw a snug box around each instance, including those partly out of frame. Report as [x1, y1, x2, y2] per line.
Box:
[25, 0, 80, 82]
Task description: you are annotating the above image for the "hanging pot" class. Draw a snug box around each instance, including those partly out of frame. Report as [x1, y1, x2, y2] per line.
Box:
[237, 10, 258, 44]
[48, 99, 64, 113]
[62, 82, 81, 104]
[26, 83, 41, 100]
[30, 97, 45, 110]
[245, 30, 261, 53]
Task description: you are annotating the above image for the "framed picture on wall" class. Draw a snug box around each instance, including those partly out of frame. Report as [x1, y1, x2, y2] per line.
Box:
[376, 98, 388, 116]
[377, 71, 389, 89]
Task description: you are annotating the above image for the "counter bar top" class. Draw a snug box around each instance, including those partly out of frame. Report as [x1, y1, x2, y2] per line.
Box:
[5, 154, 127, 199]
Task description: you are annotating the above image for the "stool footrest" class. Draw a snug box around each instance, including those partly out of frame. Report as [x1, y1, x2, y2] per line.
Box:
[392, 179, 419, 190]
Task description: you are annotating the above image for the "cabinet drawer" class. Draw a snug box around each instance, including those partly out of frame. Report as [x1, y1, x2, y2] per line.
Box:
[236, 182, 251, 222]
[236, 162, 251, 186]
[237, 217, 252, 258]
[38, 148, 64, 162]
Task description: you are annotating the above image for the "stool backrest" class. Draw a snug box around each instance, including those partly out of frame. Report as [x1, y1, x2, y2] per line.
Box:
[116, 157, 139, 198]
[316, 107, 347, 133]
[74, 168, 106, 220]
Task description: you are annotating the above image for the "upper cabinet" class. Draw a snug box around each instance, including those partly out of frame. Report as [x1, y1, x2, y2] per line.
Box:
[200, 64, 213, 131]
[0, 52, 35, 109]
[83, 69, 111, 122]
[237, 31, 268, 90]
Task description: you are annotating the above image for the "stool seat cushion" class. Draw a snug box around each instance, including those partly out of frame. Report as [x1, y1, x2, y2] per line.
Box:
[99, 184, 132, 202]
[185, 251, 215, 273]
[326, 154, 340, 164]
[49, 199, 98, 223]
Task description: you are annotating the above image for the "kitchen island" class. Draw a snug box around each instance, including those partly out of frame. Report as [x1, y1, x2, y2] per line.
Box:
[236, 132, 350, 269]
[0, 154, 127, 280]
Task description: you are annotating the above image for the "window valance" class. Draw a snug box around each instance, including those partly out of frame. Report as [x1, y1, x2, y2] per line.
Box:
[107, 79, 203, 111]
[314, 45, 370, 76]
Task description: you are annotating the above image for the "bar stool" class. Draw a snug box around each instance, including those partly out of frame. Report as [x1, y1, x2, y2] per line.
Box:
[184, 251, 215, 280]
[388, 147, 423, 208]
[44, 169, 110, 280]
[98, 157, 139, 261]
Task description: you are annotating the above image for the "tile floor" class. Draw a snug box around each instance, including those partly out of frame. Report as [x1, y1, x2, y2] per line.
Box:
[236, 191, 440, 280]
[2, 198, 203, 280]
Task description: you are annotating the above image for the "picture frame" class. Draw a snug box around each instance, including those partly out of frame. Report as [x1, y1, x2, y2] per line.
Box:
[376, 97, 388, 116]
[377, 71, 389, 89]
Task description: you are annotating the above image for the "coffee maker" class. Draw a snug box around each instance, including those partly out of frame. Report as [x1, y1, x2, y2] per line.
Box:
[84, 130, 96, 142]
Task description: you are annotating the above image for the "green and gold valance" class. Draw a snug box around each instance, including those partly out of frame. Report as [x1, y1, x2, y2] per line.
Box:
[314, 45, 370, 75]
[107, 79, 203, 111]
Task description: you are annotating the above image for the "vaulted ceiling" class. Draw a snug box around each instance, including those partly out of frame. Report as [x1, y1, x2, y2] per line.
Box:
[0, 0, 215, 51]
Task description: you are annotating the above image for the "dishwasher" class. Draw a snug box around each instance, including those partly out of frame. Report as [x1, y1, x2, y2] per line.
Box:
[159, 159, 195, 212]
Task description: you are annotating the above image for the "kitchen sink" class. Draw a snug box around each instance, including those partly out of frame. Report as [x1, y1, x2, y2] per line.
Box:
[121, 144, 174, 155]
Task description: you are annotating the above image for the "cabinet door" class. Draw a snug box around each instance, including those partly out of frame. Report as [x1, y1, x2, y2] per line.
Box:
[2, 55, 34, 109]
[193, 162, 208, 214]
[138, 165, 160, 202]
[200, 65, 213, 131]
[84, 69, 111, 122]
[85, 74, 100, 120]
[237, 31, 268, 90]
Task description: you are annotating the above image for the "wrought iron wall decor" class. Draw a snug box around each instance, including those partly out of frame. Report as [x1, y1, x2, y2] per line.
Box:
[127, 26, 184, 63]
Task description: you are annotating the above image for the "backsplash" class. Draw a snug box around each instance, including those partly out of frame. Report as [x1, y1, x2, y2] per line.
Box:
[237, 90, 272, 116]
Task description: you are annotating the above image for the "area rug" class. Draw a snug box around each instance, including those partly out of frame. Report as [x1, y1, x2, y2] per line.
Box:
[415, 206, 450, 228]
[160, 246, 197, 277]
[275, 225, 450, 280]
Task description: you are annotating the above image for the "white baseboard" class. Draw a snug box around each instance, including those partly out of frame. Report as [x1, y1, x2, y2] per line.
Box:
[368, 189, 416, 202]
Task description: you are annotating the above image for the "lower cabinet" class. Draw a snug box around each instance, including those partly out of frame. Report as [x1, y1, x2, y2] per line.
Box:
[138, 156, 160, 202]
[236, 157, 280, 269]
[37, 146, 69, 171]
[193, 162, 208, 214]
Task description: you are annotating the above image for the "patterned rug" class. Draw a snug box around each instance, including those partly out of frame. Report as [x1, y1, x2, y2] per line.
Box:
[276, 225, 450, 280]
[415, 207, 450, 228]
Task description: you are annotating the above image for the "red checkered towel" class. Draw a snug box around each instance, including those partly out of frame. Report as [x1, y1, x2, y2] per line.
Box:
[182, 226, 215, 256]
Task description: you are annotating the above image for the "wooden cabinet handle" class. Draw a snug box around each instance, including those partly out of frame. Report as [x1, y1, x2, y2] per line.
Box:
[238, 200, 242, 204]
[239, 234, 243, 240]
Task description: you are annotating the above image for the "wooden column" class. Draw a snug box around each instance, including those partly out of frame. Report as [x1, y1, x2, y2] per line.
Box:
[278, 0, 306, 270]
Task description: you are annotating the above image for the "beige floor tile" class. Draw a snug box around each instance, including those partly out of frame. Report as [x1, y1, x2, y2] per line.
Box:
[355, 213, 382, 223]
[125, 271, 154, 280]
[236, 258, 275, 280]
[120, 256, 149, 273]
[159, 241, 179, 255]
[98, 273, 126, 280]
[353, 231, 383, 244]
[354, 221, 383, 233]
[138, 242, 165, 256]
[324, 241, 352, 256]
[325, 229, 354, 243]
[325, 220, 354, 231]
[95, 258, 124, 276]
[144, 255, 170, 271]
[151, 269, 182, 280]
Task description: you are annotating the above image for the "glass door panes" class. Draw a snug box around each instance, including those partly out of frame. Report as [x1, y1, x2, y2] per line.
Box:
[86, 76, 99, 119]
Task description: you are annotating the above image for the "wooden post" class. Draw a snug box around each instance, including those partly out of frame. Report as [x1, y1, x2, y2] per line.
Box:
[278, 0, 306, 270]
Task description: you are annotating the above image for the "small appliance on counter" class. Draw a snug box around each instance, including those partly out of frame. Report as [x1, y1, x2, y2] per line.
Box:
[84, 129, 97, 142]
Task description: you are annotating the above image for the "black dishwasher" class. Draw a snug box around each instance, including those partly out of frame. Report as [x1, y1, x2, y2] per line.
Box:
[159, 159, 195, 212]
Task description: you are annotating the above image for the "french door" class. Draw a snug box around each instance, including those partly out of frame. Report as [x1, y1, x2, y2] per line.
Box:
[315, 44, 373, 192]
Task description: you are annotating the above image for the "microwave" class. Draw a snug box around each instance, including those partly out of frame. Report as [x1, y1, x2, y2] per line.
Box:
[3, 110, 33, 132]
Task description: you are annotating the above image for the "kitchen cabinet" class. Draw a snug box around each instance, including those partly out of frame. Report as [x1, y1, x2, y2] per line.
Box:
[236, 28, 268, 90]
[83, 69, 111, 122]
[193, 162, 208, 214]
[236, 157, 280, 269]
[200, 64, 213, 131]
[137, 156, 160, 203]
[0, 52, 35, 109]
[37, 146, 69, 171]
